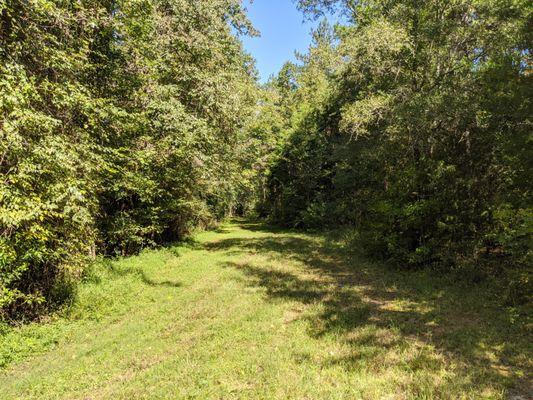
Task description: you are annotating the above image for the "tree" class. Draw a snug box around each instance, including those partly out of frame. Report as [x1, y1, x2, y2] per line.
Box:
[0, 0, 259, 320]
[266, 0, 531, 299]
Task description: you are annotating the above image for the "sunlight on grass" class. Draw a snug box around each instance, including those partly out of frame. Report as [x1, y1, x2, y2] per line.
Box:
[0, 221, 530, 399]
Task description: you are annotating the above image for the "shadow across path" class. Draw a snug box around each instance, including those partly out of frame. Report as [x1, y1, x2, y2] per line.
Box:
[206, 221, 531, 397]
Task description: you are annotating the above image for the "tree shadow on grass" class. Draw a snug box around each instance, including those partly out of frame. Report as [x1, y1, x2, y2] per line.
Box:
[226, 265, 328, 304]
[237, 220, 296, 234]
[163, 237, 203, 255]
[208, 222, 532, 397]
[140, 273, 182, 288]
[107, 263, 182, 288]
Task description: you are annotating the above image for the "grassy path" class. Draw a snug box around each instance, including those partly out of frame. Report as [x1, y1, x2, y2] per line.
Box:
[0, 221, 530, 399]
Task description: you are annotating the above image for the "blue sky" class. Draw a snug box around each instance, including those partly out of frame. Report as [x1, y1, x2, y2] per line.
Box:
[241, 0, 325, 83]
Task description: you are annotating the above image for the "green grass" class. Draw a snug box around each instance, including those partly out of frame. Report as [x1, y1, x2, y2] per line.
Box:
[0, 220, 531, 399]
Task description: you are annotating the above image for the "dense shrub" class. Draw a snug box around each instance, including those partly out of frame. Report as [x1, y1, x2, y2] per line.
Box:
[0, 0, 257, 320]
[261, 0, 532, 297]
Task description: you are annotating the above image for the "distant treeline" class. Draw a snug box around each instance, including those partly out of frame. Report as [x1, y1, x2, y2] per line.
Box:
[253, 0, 531, 303]
[0, 0, 259, 319]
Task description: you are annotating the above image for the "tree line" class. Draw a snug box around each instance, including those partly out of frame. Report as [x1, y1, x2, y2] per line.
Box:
[254, 0, 531, 305]
[1, 0, 531, 321]
[1, 0, 259, 319]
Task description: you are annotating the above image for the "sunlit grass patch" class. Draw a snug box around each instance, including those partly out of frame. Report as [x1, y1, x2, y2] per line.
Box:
[0, 221, 530, 399]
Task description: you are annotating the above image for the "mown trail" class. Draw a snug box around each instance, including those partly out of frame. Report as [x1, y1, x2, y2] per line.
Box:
[0, 221, 530, 399]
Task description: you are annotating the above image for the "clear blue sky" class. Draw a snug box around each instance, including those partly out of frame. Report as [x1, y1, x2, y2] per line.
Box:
[241, 0, 324, 83]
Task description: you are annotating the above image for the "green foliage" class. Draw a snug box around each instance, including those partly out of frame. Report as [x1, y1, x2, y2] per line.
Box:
[264, 0, 532, 296]
[1, 0, 531, 321]
[0, 0, 258, 320]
